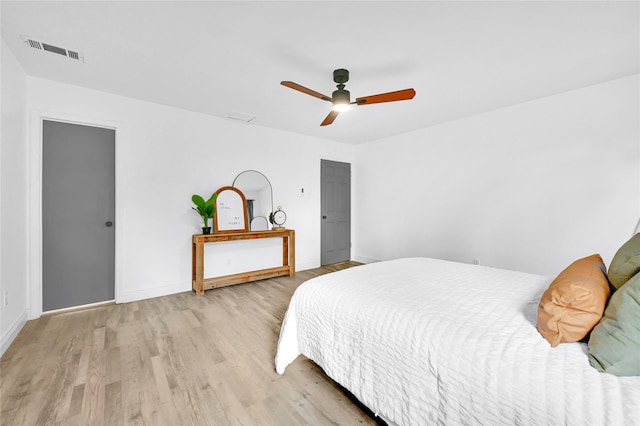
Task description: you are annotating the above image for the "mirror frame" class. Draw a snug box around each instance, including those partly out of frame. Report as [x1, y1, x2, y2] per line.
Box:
[213, 186, 249, 234]
[232, 170, 273, 231]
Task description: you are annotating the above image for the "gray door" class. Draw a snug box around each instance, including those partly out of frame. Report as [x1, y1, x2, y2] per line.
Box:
[321, 159, 351, 265]
[42, 120, 115, 311]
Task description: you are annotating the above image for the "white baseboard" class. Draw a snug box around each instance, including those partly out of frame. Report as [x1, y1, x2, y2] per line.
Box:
[297, 261, 320, 271]
[353, 255, 382, 264]
[119, 264, 325, 302]
[118, 281, 189, 303]
[119, 258, 370, 302]
[1, 309, 28, 357]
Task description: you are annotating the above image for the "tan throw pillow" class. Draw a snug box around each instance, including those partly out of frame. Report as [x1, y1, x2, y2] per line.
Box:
[537, 254, 611, 347]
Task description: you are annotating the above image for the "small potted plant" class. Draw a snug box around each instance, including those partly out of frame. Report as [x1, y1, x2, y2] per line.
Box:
[191, 192, 217, 234]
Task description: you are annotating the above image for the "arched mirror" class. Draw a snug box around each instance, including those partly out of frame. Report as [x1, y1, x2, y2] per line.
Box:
[233, 170, 273, 231]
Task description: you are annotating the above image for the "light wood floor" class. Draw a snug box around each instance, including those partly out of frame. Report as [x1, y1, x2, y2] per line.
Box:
[1, 262, 378, 426]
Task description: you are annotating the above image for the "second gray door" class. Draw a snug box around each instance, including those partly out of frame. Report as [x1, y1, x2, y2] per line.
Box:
[321, 159, 351, 265]
[42, 120, 115, 311]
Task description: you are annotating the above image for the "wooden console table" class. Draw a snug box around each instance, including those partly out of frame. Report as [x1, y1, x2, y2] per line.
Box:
[192, 229, 295, 296]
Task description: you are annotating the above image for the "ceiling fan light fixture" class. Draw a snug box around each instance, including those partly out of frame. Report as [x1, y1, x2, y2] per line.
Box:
[332, 102, 350, 112]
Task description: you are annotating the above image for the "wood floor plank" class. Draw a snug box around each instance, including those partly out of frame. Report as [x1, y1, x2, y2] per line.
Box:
[79, 327, 107, 426]
[0, 261, 377, 425]
[68, 384, 86, 419]
[103, 381, 123, 426]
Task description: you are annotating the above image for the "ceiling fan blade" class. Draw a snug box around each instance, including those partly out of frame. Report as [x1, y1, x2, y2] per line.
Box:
[281, 81, 332, 102]
[355, 88, 416, 106]
[320, 110, 339, 126]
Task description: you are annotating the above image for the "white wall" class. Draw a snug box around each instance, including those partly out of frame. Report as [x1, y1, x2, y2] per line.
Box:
[10, 68, 639, 355]
[26, 77, 355, 313]
[354, 75, 640, 277]
[1, 39, 29, 354]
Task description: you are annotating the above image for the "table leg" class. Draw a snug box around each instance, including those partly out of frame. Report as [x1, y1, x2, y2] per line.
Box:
[194, 241, 204, 296]
[289, 231, 295, 276]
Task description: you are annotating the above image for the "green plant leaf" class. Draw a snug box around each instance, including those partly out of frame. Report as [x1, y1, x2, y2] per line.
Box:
[192, 194, 206, 210]
[192, 192, 217, 230]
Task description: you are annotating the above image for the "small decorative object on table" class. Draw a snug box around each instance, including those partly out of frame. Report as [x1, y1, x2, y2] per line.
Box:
[269, 206, 287, 230]
[191, 192, 217, 234]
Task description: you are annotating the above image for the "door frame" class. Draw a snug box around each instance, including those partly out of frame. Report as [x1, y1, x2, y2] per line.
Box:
[320, 159, 351, 265]
[28, 111, 121, 319]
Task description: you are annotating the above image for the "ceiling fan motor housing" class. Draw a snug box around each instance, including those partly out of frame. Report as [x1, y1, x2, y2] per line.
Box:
[332, 69, 351, 104]
[333, 68, 349, 84]
[332, 89, 350, 104]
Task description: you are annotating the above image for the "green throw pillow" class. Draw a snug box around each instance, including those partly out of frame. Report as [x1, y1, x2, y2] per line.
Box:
[608, 233, 640, 289]
[588, 272, 640, 376]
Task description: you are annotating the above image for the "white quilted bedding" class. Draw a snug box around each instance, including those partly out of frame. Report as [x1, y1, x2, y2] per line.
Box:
[275, 257, 640, 426]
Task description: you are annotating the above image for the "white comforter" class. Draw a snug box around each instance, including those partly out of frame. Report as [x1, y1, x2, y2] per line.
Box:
[275, 258, 640, 426]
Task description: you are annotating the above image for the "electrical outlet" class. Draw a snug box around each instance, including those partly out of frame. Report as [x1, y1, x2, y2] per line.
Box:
[473, 258, 480, 265]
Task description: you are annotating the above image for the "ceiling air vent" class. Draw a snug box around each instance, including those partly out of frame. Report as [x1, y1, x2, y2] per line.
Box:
[226, 111, 256, 124]
[21, 35, 84, 63]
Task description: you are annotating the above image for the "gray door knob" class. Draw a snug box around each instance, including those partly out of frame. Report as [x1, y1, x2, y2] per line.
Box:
[105, 221, 113, 227]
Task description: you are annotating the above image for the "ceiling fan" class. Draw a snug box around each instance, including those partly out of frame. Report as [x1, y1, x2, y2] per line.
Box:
[281, 69, 416, 126]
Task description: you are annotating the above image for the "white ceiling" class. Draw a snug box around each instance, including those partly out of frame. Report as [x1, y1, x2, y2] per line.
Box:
[2, 1, 639, 144]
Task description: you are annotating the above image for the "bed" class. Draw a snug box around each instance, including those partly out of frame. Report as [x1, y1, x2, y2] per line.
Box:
[275, 257, 640, 426]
